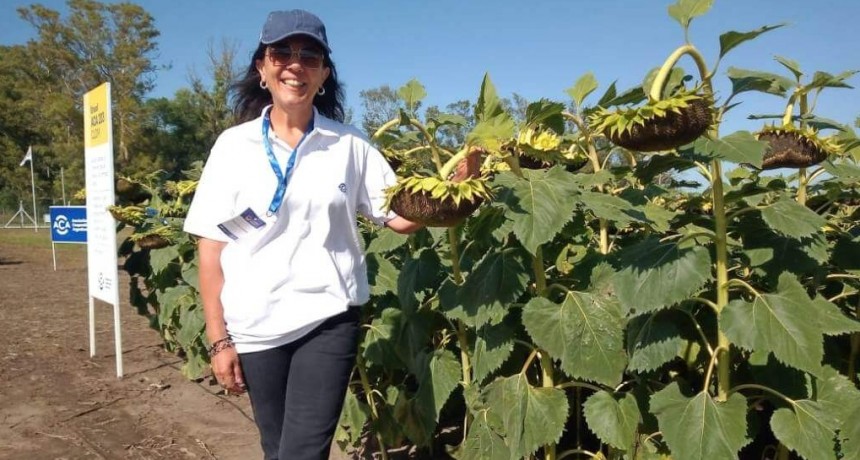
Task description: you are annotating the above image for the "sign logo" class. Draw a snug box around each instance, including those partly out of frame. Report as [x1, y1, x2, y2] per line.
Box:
[54, 214, 71, 235]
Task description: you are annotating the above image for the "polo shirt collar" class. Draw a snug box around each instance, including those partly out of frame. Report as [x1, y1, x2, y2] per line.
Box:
[259, 105, 340, 139]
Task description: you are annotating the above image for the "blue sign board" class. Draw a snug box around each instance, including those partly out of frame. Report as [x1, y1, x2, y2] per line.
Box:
[50, 206, 87, 243]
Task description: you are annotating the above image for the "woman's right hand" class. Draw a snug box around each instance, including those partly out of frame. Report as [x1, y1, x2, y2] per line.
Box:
[211, 346, 246, 394]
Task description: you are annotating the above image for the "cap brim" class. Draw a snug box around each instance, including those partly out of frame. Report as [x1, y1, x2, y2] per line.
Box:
[260, 32, 331, 53]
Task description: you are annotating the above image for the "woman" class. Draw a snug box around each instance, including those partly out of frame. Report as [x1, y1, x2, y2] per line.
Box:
[183, 10, 476, 460]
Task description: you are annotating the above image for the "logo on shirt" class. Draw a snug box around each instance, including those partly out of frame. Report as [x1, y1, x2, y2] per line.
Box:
[338, 183, 347, 193]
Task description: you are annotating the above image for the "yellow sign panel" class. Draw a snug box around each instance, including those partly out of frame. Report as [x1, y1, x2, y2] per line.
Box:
[84, 83, 110, 147]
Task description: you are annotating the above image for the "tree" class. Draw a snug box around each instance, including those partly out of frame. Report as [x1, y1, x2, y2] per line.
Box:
[359, 85, 404, 136]
[17, 0, 161, 167]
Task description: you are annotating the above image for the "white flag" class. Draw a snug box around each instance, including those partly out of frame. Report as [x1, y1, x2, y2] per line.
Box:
[19, 146, 32, 167]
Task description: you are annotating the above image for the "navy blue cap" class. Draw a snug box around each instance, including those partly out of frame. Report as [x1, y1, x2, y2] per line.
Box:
[260, 10, 331, 53]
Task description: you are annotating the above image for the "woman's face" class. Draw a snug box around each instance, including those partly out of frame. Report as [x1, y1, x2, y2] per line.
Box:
[256, 36, 330, 115]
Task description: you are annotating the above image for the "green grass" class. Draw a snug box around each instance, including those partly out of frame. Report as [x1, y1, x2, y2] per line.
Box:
[0, 228, 56, 248]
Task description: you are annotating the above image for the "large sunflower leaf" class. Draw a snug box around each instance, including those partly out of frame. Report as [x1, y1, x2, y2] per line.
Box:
[454, 249, 530, 328]
[626, 311, 685, 373]
[367, 253, 399, 296]
[841, 409, 860, 460]
[578, 191, 643, 225]
[760, 198, 827, 240]
[397, 248, 443, 313]
[693, 131, 766, 167]
[726, 67, 794, 97]
[367, 230, 409, 254]
[415, 349, 461, 424]
[457, 412, 512, 460]
[719, 24, 785, 59]
[721, 272, 823, 375]
[771, 400, 839, 460]
[483, 374, 569, 460]
[494, 167, 579, 255]
[583, 391, 641, 452]
[472, 321, 516, 384]
[650, 383, 749, 460]
[522, 293, 626, 387]
[612, 237, 712, 315]
[812, 296, 860, 336]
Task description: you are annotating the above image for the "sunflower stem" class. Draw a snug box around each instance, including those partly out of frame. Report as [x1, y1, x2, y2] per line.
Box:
[447, 227, 473, 440]
[650, 45, 712, 102]
[356, 354, 389, 460]
[796, 93, 810, 206]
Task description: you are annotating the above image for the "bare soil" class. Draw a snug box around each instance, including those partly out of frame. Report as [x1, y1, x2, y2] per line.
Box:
[0, 229, 348, 460]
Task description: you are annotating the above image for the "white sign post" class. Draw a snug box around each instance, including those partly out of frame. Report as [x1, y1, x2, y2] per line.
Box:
[84, 82, 123, 378]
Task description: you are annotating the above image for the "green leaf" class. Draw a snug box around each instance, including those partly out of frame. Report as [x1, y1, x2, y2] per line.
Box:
[566, 72, 599, 108]
[612, 237, 712, 314]
[156, 284, 194, 325]
[626, 311, 685, 373]
[841, 409, 860, 460]
[524, 99, 565, 133]
[760, 198, 827, 240]
[807, 70, 858, 91]
[494, 167, 579, 255]
[817, 366, 860, 425]
[180, 262, 199, 291]
[475, 73, 505, 121]
[458, 412, 512, 460]
[726, 67, 794, 97]
[367, 253, 399, 296]
[771, 400, 839, 460]
[579, 191, 642, 225]
[650, 383, 749, 460]
[336, 389, 370, 448]
[634, 152, 697, 183]
[455, 249, 530, 328]
[667, 0, 713, 30]
[718, 24, 784, 59]
[397, 248, 443, 313]
[472, 321, 515, 384]
[415, 349, 461, 424]
[813, 297, 860, 336]
[522, 293, 626, 387]
[467, 114, 516, 151]
[362, 307, 400, 368]
[601, 84, 647, 107]
[367, 230, 409, 253]
[397, 78, 426, 112]
[177, 305, 205, 350]
[583, 391, 641, 451]
[483, 374, 569, 459]
[774, 55, 803, 80]
[149, 245, 179, 275]
[693, 131, 767, 167]
[721, 272, 823, 375]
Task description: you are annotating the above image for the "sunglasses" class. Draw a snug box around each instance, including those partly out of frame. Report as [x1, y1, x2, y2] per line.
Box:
[266, 46, 325, 69]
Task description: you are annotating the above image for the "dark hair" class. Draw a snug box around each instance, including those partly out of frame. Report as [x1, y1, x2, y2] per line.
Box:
[230, 43, 346, 124]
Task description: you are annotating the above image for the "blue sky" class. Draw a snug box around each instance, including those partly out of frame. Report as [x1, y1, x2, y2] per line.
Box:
[2, 0, 859, 135]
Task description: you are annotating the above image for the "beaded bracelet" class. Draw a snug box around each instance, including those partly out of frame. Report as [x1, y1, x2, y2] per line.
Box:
[208, 337, 235, 357]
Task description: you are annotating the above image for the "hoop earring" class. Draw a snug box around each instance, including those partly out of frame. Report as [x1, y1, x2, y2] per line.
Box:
[259, 80, 268, 90]
[317, 86, 326, 96]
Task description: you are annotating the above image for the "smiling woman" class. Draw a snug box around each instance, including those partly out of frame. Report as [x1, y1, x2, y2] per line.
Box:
[181, 9, 479, 460]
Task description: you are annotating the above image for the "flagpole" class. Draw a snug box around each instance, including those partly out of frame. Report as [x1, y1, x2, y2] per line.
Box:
[29, 146, 37, 232]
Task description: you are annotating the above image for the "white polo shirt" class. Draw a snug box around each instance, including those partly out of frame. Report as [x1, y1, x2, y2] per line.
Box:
[184, 107, 397, 353]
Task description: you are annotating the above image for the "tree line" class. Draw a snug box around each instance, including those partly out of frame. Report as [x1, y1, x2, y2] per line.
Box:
[0, 0, 531, 216]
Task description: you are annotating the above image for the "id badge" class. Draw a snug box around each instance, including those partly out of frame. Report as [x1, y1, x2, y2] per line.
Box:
[217, 208, 269, 243]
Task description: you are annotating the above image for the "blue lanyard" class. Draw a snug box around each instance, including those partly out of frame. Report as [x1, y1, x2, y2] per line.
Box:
[262, 108, 313, 216]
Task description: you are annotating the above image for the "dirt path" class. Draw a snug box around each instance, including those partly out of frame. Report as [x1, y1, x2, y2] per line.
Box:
[0, 230, 349, 459]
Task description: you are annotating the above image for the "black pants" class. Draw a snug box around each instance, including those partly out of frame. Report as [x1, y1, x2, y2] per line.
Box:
[239, 307, 360, 460]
